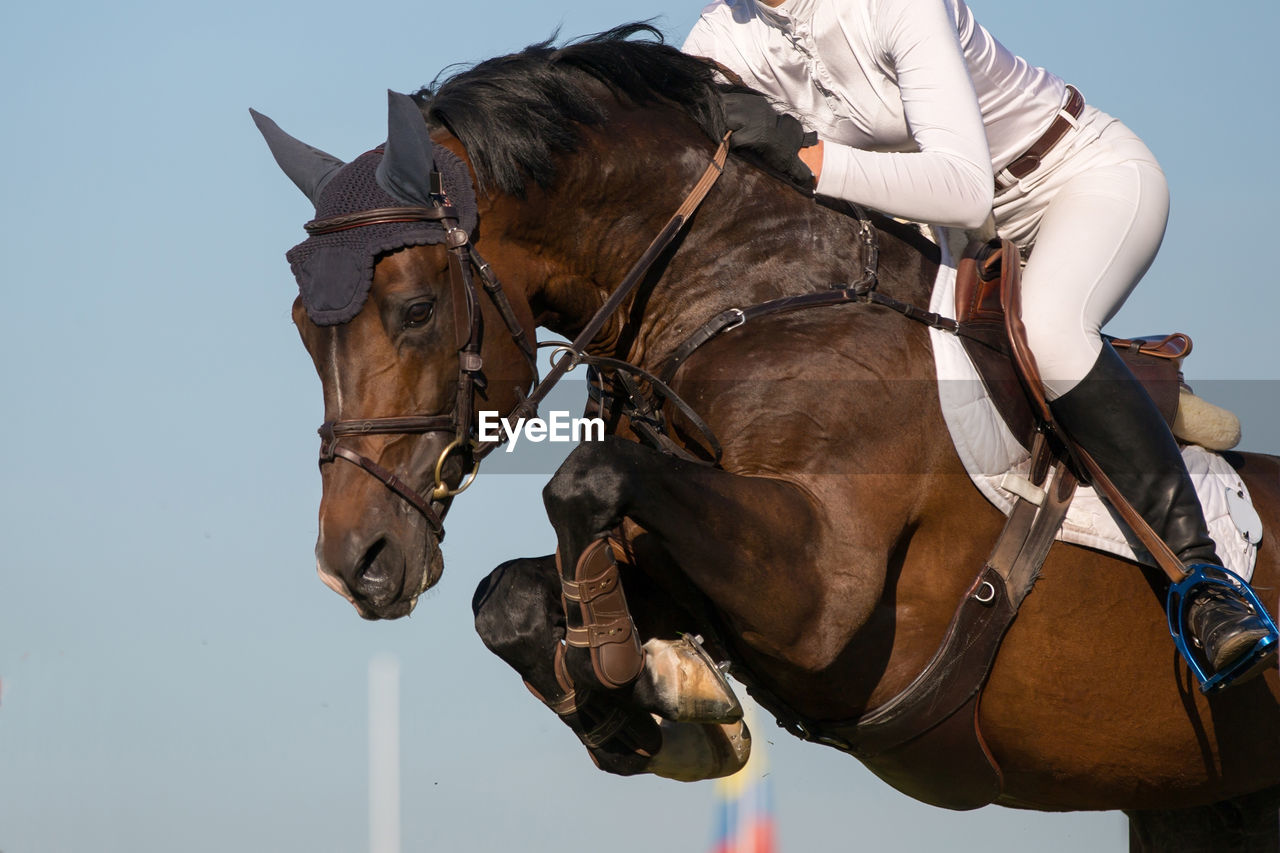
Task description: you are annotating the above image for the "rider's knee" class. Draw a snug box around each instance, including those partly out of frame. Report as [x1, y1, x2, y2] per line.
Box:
[1019, 310, 1100, 399]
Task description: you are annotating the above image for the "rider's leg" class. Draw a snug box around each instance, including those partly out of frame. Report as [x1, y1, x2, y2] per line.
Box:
[1008, 113, 1273, 678]
[1048, 344, 1271, 673]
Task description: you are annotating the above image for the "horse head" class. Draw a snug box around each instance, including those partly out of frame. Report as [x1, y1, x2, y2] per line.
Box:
[254, 26, 756, 618]
[256, 25, 869, 618]
[254, 93, 537, 619]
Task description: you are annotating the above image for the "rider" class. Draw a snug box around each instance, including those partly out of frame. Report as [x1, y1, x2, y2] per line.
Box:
[683, 0, 1276, 684]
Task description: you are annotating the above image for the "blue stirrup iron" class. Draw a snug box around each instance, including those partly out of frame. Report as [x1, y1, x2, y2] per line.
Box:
[1167, 564, 1280, 694]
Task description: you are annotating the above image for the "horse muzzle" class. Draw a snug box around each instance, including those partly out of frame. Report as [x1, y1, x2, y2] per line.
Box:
[315, 505, 444, 620]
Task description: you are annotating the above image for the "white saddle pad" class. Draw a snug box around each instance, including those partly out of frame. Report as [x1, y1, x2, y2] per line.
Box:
[924, 228, 1259, 581]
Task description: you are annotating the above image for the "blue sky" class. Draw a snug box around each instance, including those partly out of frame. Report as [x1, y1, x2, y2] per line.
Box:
[2, 0, 1277, 850]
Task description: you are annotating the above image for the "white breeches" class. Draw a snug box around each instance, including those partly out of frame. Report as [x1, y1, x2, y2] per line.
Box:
[993, 105, 1170, 400]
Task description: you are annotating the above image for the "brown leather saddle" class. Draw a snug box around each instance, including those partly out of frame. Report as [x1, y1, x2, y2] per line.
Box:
[954, 237, 1190, 449]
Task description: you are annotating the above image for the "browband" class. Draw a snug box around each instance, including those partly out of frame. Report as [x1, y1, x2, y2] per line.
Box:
[305, 203, 458, 236]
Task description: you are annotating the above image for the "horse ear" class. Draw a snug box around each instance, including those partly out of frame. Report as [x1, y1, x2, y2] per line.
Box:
[249, 108, 345, 207]
[376, 90, 438, 206]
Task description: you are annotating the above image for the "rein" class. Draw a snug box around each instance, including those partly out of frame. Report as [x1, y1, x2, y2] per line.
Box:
[309, 135, 731, 536]
[479, 133, 734, 460]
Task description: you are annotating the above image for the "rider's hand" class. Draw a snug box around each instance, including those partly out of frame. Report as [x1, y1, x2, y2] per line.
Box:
[798, 140, 823, 182]
[721, 91, 818, 189]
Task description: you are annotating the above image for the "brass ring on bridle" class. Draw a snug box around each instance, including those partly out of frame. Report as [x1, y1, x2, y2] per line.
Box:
[431, 437, 482, 500]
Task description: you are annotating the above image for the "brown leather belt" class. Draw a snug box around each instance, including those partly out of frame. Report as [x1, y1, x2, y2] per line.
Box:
[995, 85, 1084, 190]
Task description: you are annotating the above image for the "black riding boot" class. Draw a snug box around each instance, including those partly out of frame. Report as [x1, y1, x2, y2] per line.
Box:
[1048, 343, 1272, 677]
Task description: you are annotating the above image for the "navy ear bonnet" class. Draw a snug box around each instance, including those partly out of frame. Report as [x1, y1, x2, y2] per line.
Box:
[285, 145, 477, 325]
[252, 93, 478, 326]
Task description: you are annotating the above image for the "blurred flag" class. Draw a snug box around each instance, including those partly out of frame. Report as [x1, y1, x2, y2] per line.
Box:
[711, 702, 775, 853]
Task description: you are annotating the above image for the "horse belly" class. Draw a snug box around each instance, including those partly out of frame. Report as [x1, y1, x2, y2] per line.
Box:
[977, 533, 1280, 810]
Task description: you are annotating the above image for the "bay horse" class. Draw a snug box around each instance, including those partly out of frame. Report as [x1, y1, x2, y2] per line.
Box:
[259, 26, 1280, 850]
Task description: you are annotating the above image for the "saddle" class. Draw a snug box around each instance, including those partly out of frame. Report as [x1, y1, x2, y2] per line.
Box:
[954, 238, 1189, 450]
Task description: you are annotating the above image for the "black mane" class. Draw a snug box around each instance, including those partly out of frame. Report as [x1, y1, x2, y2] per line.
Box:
[415, 23, 728, 197]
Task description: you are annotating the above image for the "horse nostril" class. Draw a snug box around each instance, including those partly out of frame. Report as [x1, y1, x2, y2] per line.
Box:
[355, 538, 393, 595]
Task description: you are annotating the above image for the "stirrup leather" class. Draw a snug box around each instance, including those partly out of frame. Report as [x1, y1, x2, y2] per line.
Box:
[1167, 564, 1279, 694]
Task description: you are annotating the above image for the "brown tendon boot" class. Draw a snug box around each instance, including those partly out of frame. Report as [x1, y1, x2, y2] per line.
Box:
[559, 535, 646, 690]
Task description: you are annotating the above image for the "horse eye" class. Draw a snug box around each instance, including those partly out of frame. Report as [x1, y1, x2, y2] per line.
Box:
[404, 301, 435, 329]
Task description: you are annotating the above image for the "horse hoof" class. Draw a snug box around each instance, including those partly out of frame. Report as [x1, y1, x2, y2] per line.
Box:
[636, 635, 744, 723]
[645, 717, 751, 782]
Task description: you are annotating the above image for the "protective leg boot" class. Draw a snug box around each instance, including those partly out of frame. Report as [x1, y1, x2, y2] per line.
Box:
[1049, 343, 1272, 677]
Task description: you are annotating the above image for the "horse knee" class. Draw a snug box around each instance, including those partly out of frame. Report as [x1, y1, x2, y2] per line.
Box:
[542, 439, 631, 528]
[472, 557, 561, 665]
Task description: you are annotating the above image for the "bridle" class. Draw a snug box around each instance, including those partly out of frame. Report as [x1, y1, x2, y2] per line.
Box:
[309, 184, 538, 538]
[309, 136, 732, 538]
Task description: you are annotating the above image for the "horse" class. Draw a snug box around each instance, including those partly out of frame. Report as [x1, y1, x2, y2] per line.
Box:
[257, 26, 1280, 851]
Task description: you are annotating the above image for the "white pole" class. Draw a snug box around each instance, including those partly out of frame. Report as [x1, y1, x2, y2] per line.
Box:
[369, 654, 401, 853]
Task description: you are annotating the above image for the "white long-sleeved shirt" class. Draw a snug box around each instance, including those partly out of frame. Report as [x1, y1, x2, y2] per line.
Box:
[683, 0, 1068, 229]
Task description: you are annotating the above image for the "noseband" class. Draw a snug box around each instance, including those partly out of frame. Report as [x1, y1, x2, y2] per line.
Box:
[309, 136, 732, 538]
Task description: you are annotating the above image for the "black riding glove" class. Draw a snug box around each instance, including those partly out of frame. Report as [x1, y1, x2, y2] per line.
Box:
[721, 91, 819, 188]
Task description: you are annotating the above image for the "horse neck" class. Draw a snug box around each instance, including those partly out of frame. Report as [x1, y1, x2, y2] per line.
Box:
[637, 167, 881, 363]
[499, 116, 911, 369]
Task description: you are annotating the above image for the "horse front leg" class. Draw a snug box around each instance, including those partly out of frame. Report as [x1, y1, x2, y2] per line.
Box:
[472, 555, 750, 780]
[543, 436, 829, 692]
